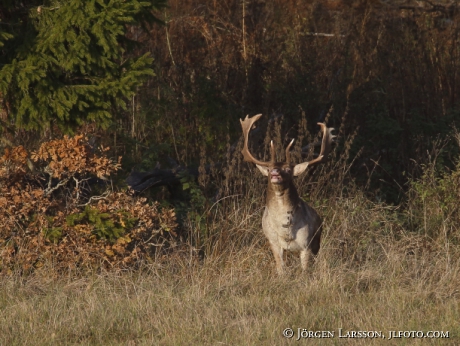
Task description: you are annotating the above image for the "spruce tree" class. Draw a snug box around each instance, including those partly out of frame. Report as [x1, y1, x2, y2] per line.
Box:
[0, 0, 166, 132]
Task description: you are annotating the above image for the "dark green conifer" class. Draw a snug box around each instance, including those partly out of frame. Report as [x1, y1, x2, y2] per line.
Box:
[0, 0, 166, 131]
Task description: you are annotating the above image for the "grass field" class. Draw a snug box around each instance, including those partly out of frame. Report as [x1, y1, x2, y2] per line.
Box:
[2, 128, 460, 345]
[1, 190, 459, 345]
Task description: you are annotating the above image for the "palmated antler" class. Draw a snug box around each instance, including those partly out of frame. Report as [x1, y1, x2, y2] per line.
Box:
[304, 123, 336, 166]
[241, 114, 335, 168]
[240, 114, 275, 166]
[291, 123, 336, 176]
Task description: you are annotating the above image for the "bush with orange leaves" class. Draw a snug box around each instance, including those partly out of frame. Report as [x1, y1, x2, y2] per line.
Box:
[0, 135, 177, 274]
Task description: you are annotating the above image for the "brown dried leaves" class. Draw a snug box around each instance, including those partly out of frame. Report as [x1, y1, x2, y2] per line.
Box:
[0, 136, 177, 274]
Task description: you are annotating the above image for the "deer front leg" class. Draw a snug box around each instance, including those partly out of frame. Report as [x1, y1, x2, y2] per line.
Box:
[269, 242, 285, 275]
[300, 249, 311, 272]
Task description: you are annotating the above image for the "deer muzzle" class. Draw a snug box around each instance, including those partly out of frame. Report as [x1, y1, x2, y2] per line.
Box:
[270, 169, 283, 184]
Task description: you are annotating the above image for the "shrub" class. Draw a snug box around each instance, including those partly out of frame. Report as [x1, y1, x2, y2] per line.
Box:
[0, 135, 177, 274]
[406, 133, 460, 242]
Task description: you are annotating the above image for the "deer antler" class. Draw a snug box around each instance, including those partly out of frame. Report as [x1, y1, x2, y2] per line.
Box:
[285, 138, 295, 164]
[292, 123, 335, 176]
[240, 114, 274, 166]
[241, 115, 335, 169]
[283, 124, 335, 166]
[306, 123, 336, 166]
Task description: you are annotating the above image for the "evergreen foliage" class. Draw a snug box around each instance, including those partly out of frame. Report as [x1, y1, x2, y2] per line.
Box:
[66, 205, 137, 242]
[0, 0, 166, 131]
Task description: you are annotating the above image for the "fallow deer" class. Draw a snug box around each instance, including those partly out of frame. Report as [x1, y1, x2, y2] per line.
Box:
[240, 114, 335, 274]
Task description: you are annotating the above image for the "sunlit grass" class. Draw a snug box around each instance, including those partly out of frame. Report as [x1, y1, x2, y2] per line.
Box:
[1, 195, 459, 345]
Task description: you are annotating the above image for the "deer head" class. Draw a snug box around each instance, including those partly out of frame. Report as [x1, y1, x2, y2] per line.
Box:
[240, 114, 335, 190]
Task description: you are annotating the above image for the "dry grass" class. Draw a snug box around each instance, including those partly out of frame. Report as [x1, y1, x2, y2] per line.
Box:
[2, 120, 459, 345]
[1, 191, 459, 345]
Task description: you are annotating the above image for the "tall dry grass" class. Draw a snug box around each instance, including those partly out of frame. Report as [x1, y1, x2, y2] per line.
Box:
[1, 200, 458, 345]
[2, 130, 460, 345]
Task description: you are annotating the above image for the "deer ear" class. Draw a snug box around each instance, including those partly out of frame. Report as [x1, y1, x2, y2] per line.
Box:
[255, 164, 269, 176]
[293, 162, 309, 176]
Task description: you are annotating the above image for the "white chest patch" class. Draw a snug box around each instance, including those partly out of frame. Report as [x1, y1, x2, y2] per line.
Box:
[262, 206, 309, 252]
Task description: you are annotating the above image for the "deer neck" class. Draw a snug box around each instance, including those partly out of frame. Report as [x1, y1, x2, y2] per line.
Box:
[266, 180, 301, 213]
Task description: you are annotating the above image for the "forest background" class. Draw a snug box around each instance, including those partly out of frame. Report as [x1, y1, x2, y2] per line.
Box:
[1, 0, 460, 344]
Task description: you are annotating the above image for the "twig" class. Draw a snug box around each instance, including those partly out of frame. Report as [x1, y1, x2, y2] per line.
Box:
[78, 190, 111, 206]
[44, 176, 70, 196]
[73, 177, 92, 201]
[302, 32, 345, 37]
[165, 11, 176, 66]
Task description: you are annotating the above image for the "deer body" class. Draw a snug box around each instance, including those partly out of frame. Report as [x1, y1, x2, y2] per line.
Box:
[262, 188, 321, 273]
[240, 114, 334, 274]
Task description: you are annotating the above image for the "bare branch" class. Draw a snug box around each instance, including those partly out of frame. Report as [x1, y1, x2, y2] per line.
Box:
[44, 177, 71, 196]
[77, 190, 111, 207]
